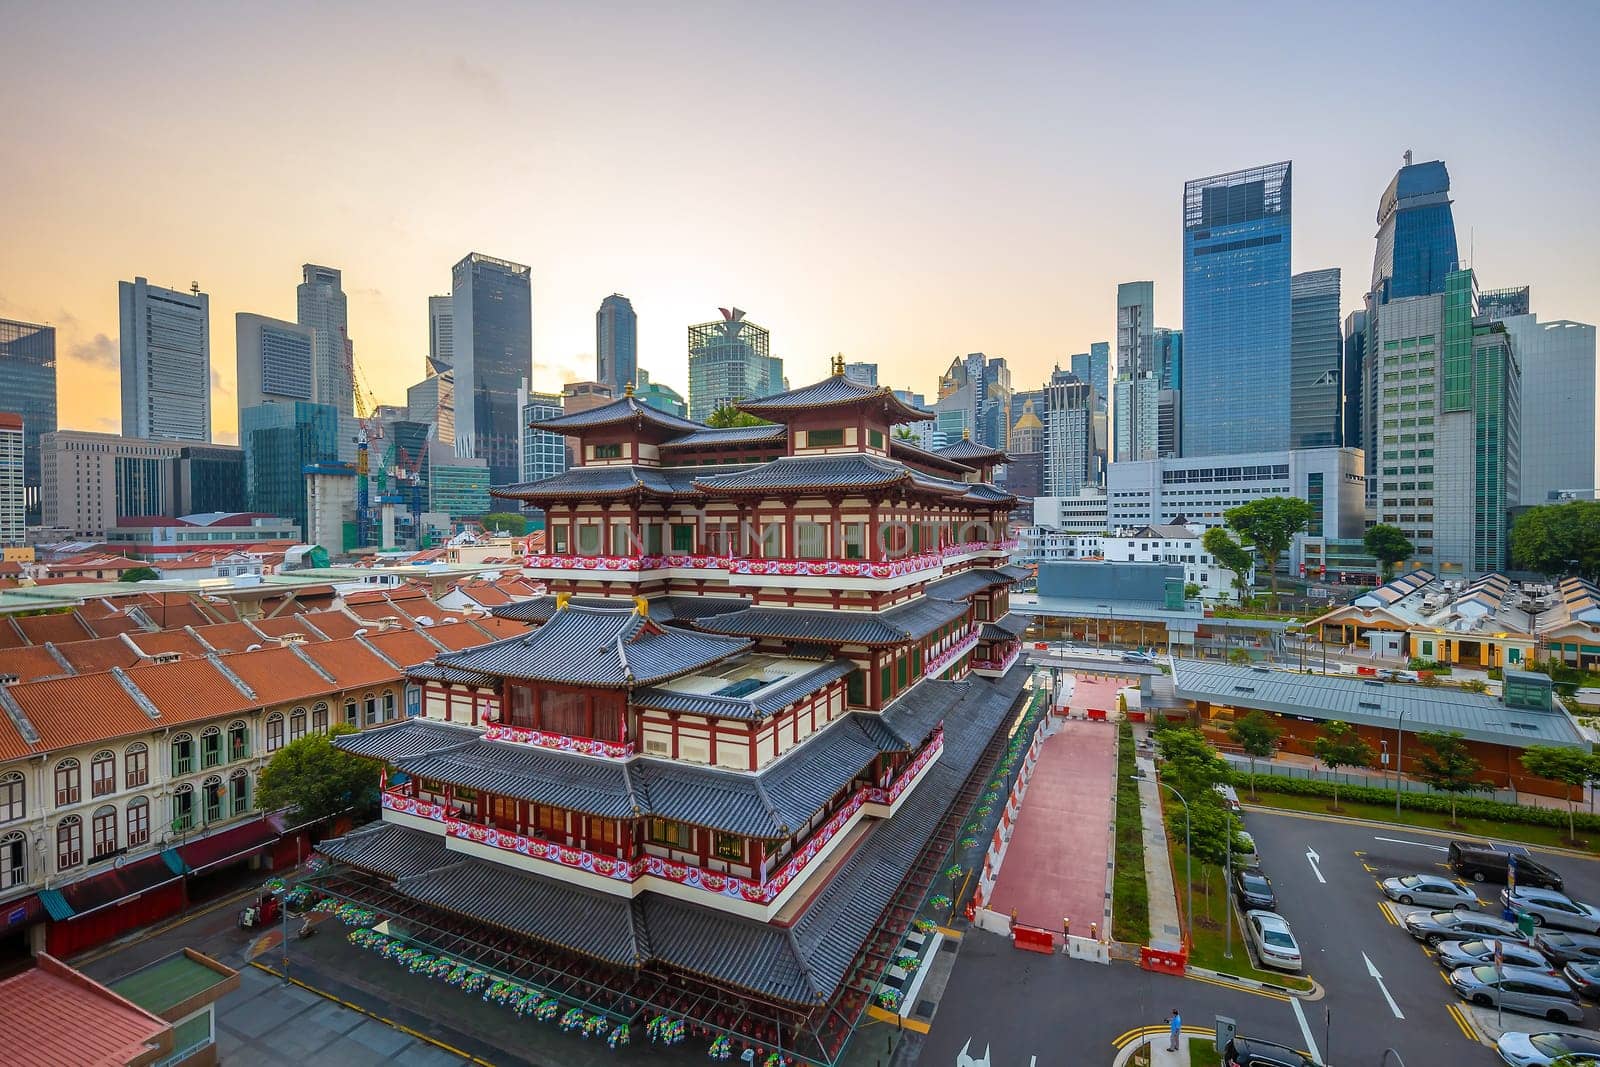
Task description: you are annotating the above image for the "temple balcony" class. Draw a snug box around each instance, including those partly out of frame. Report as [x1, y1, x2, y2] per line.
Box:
[376, 727, 944, 922]
[519, 548, 946, 590]
[972, 640, 1022, 678]
[925, 625, 980, 680]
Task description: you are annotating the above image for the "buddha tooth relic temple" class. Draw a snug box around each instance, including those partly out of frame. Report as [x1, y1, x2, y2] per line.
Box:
[307, 362, 1033, 1063]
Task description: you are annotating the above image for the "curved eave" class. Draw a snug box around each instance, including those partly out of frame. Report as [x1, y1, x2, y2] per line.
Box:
[737, 392, 933, 426]
[692, 474, 911, 496]
[490, 483, 690, 503]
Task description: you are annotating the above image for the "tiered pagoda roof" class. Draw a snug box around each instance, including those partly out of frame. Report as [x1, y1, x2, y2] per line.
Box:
[658, 424, 788, 451]
[492, 594, 751, 626]
[694, 597, 969, 647]
[528, 395, 703, 435]
[935, 435, 1009, 465]
[493, 464, 750, 502]
[631, 659, 856, 720]
[926, 566, 1027, 599]
[735, 372, 932, 424]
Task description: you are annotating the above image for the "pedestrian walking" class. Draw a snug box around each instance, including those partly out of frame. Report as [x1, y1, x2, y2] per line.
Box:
[1167, 1009, 1181, 1052]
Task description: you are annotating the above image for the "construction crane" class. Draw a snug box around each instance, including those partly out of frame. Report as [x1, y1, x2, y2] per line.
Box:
[340, 326, 383, 547]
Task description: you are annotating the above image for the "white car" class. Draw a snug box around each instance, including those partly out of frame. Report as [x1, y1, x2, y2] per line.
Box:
[1503, 887, 1600, 934]
[1246, 909, 1302, 972]
[1382, 874, 1480, 911]
[1495, 1031, 1600, 1066]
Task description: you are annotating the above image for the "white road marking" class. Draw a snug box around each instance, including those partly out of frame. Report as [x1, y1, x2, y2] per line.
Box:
[1363, 951, 1407, 1019]
[1305, 846, 1326, 884]
[1290, 995, 1322, 1063]
[1374, 835, 1449, 852]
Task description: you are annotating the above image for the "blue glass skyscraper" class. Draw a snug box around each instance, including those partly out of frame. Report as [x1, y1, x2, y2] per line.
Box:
[1180, 161, 1292, 457]
[1369, 156, 1458, 306]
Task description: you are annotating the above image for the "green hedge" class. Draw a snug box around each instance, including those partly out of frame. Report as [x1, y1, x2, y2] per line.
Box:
[1242, 773, 1600, 832]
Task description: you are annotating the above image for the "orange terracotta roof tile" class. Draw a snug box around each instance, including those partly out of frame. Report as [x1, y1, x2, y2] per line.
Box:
[0, 645, 73, 683]
[298, 638, 402, 690]
[123, 631, 209, 659]
[250, 616, 329, 642]
[471, 616, 532, 640]
[422, 620, 498, 651]
[6, 672, 159, 750]
[0, 619, 28, 649]
[189, 622, 264, 654]
[455, 582, 512, 607]
[345, 600, 416, 623]
[13, 612, 96, 646]
[0, 955, 171, 1067]
[361, 629, 443, 669]
[219, 646, 336, 706]
[134, 600, 226, 630]
[53, 636, 145, 675]
[79, 612, 147, 639]
[121, 658, 257, 725]
[294, 610, 363, 640]
[343, 585, 430, 606]
[0, 713, 33, 761]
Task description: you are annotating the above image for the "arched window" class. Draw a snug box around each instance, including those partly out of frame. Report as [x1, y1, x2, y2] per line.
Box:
[290, 707, 307, 741]
[343, 700, 358, 727]
[0, 829, 25, 889]
[92, 804, 117, 858]
[171, 785, 195, 832]
[171, 733, 195, 776]
[228, 721, 249, 761]
[125, 743, 149, 788]
[363, 693, 379, 726]
[56, 815, 82, 870]
[126, 797, 150, 847]
[229, 770, 249, 816]
[90, 750, 115, 797]
[312, 702, 329, 732]
[54, 759, 81, 807]
[202, 775, 224, 824]
[266, 713, 285, 753]
[0, 771, 23, 824]
[200, 726, 223, 769]
[383, 691, 397, 721]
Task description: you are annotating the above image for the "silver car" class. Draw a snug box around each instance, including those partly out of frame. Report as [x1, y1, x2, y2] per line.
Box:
[1449, 964, 1584, 1024]
[1503, 887, 1600, 934]
[1246, 909, 1302, 972]
[1435, 938, 1553, 973]
[1405, 909, 1523, 947]
[1382, 874, 1480, 910]
[1495, 1031, 1600, 1066]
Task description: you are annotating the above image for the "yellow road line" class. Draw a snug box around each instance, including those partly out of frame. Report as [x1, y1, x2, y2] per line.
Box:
[250, 961, 495, 1065]
[934, 926, 964, 940]
[865, 1005, 931, 1032]
[1445, 1002, 1479, 1042]
[1113, 1025, 1215, 1049]
[1378, 901, 1399, 926]
[1183, 972, 1290, 1001]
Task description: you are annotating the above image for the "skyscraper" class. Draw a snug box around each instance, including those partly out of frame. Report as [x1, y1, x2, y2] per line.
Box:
[0, 413, 23, 546]
[1341, 310, 1367, 450]
[843, 362, 878, 386]
[1370, 155, 1459, 306]
[635, 369, 687, 419]
[235, 313, 316, 414]
[1495, 311, 1596, 504]
[518, 384, 567, 488]
[1181, 161, 1292, 456]
[686, 308, 780, 422]
[1069, 344, 1109, 409]
[1152, 328, 1182, 391]
[451, 253, 533, 486]
[596, 293, 638, 396]
[0, 318, 56, 525]
[1114, 373, 1160, 462]
[428, 295, 454, 369]
[297, 264, 352, 416]
[119, 277, 211, 442]
[1289, 268, 1343, 449]
[1115, 282, 1155, 380]
[1478, 287, 1531, 320]
[937, 353, 1011, 449]
[239, 401, 340, 535]
[1044, 370, 1093, 496]
[1113, 282, 1155, 461]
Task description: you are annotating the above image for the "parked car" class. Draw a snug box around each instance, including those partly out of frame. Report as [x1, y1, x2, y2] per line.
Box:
[1448, 964, 1584, 1024]
[1494, 1031, 1600, 1066]
[1536, 931, 1600, 966]
[1222, 1036, 1319, 1067]
[1449, 842, 1565, 890]
[1246, 910, 1302, 972]
[1382, 874, 1480, 910]
[1214, 783, 1242, 812]
[1503, 887, 1600, 934]
[1233, 830, 1261, 870]
[1564, 962, 1600, 1000]
[1234, 869, 1277, 911]
[1435, 938, 1554, 973]
[1121, 650, 1158, 664]
[1405, 909, 1524, 947]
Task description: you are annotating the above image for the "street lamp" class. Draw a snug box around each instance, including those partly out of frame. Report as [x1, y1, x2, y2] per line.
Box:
[1394, 707, 1409, 818]
[1096, 604, 1110, 647]
[1135, 774, 1192, 951]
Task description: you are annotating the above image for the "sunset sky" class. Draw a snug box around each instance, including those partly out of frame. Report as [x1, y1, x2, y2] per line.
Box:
[2, 1, 1597, 444]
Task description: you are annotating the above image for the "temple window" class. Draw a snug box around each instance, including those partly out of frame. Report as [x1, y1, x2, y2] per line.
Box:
[577, 525, 601, 554]
[589, 818, 620, 847]
[649, 819, 693, 849]
[643, 524, 663, 554]
[795, 522, 826, 559]
[509, 686, 534, 728]
[842, 523, 866, 560]
[594, 443, 623, 459]
[551, 526, 569, 553]
[806, 429, 844, 448]
[714, 833, 745, 861]
[671, 523, 695, 552]
[610, 524, 631, 555]
[454, 787, 479, 818]
[534, 805, 565, 838]
[761, 522, 782, 558]
[847, 669, 865, 705]
[869, 429, 884, 449]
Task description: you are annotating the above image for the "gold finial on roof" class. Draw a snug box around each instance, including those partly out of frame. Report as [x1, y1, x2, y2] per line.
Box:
[555, 592, 571, 610]
[831, 353, 845, 376]
[962, 428, 971, 440]
[624, 381, 635, 397]
[633, 595, 648, 616]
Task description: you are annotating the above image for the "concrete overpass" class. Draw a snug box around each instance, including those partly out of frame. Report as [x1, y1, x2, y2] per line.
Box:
[1025, 646, 1167, 698]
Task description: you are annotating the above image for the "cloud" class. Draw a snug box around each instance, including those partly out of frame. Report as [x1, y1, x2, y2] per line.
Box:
[211, 368, 233, 397]
[447, 56, 504, 101]
[69, 333, 118, 369]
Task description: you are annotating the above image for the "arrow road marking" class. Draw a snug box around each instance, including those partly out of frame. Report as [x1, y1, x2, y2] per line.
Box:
[1364, 951, 1406, 1019]
[1374, 835, 1448, 852]
[1305, 846, 1326, 884]
[1290, 995, 1322, 1064]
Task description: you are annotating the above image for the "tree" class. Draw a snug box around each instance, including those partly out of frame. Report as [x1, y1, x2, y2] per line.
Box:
[1227, 648, 1252, 666]
[1224, 496, 1315, 599]
[893, 427, 918, 441]
[480, 511, 528, 536]
[120, 566, 159, 582]
[1414, 731, 1487, 825]
[1510, 500, 1600, 578]
[1183, 582, 1202, 600]
[1311, 720, 1375, 810]
[1363, 524, 1415, 582]
[1202, 527, 1253, 605]
[1520, 745, 1598, 843]
[1153, 727, 1230, 797]
[705, 404, 770, 428]
[1229, 710, 1282, 801]
[256, 724, 380, 824]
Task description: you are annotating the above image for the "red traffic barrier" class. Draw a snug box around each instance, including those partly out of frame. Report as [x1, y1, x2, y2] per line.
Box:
[1126, 711, 1147, 723]
[1139, 944, 1188, 975]
[1086, 708, 1107, 721]
[1012, 924, 1055, 955]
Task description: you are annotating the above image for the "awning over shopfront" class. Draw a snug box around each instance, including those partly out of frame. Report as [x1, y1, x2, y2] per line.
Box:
[176, 815, 285, 876]
[38, 854, 182, 921]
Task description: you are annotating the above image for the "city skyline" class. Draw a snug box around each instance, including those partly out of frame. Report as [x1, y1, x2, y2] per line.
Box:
[2, 3, 1598, 444]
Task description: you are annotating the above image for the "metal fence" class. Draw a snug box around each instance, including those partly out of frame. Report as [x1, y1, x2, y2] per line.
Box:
[1218, 752, 1540, 807]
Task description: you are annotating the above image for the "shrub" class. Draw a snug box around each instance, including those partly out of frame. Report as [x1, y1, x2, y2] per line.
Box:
[1242, 773, 1598, 832]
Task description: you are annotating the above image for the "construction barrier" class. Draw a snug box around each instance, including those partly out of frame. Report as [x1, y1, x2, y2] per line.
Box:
[1139, 944, 1188, 975]
[1012, 923, 1055, 955]
[1066, 934, 1111, 964]
[1126, 711, 1147, 723]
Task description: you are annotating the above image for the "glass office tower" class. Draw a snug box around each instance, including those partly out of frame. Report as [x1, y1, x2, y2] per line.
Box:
[451, 253, 532, 487]
[0, 319, 57, 524]
[1370, 157, 1458, 306]
[1289, 268, 1343, 448]
[1180, 161, 1292, 457]
[595, 294, 638, 397]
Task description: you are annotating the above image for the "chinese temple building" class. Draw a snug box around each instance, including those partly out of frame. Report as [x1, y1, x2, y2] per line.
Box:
[308, 361, 1031, 1063]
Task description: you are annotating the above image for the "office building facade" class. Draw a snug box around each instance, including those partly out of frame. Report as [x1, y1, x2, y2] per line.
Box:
[452, 253, 533, 486]
[1181, 161, 1292, 456]
[1157, 389, 1181, 458]
[1114, 282, 1155, 461]
[596, 293, 638, 396]
[1289, 268, 1343, 448]
[843, 362, 878, 386]
[518, 388, 567, 487]
[1069, 344, 1109, 409]
[235, 313, 316, 414]
[428, 457, 491, 519]
[429, 294, 454, 369]
[119, 277, 211, 442]
[635, 369, 687, 418]
[1044, 371, 1093, 496]
[297, 264, 352, 417]
[0, 414, 23, 546]
[1498, 314, 1597, 504]
[239, 401, 340, 536]
[1153, 328, 1182, 391]
[1113, 373, 1160, 462]
[1370, 155, 1459, 306]
[1342, 310, 1367, 450]
[686, 309, 781, 421]
[0, 318, 56, 525]
[39, 431, 245, 537]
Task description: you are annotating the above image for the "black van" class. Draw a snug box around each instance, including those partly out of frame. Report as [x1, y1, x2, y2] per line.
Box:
[1448, 842, 1564, 890]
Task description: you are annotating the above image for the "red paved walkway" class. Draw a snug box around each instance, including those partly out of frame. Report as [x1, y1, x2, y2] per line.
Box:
[1065, 675, 1124, 716]
[986, 718, 1117, 937]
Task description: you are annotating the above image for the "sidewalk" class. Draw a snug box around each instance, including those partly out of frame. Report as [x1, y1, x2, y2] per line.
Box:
[1134, 727, 1184, 948]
